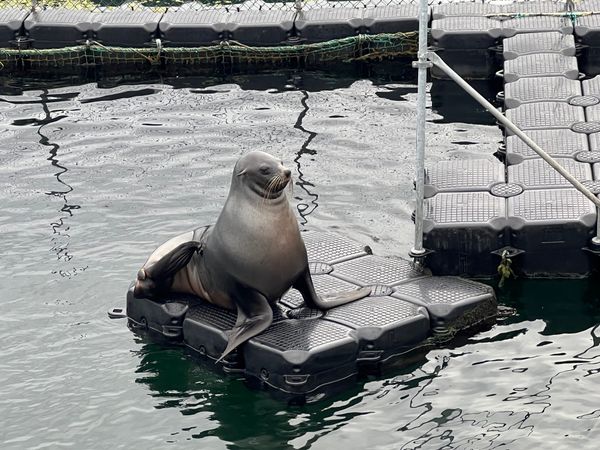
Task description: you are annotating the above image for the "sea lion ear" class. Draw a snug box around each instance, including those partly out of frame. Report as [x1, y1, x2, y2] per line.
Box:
[237, 169, 247, 176]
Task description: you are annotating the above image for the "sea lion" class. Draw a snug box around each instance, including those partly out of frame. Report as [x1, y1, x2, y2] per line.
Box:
[133, 151, 370, 360]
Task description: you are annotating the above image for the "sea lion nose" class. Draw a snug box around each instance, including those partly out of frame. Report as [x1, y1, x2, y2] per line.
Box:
[283, 169, 291, 178]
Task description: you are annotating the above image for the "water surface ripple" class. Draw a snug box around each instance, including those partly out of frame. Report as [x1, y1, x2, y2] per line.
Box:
[1, 74, 598, 449]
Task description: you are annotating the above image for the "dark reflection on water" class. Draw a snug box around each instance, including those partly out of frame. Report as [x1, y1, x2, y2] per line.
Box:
[293, 89, 319, 226]
[2, 71, 599, 449]
[36, 90, 85, 277]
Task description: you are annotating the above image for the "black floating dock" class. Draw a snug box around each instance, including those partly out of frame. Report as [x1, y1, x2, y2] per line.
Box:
[424, 0, 600, 279]
[126, 231, 496, 399]
[1, 4, 422, 49]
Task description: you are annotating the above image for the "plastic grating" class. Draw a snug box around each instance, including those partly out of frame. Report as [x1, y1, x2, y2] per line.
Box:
[430, 17, 502, 48]
[508, 189, 596, 223]
[91, 10, 161, 26]
[582, 180, 600, 195]
[159, 9, 227, 46]
[503, 77, 581, 109]
[332, 255, 422, 286]
[280, 273, 361, 309]
[424, 159, 505, 197]
[505, 129, 588, 164]
[490, 182, 524, 198]
[363, 5, 420, 34]
[582, 75, 600, 96]
[302, 230, 369, 264]
[508, 158, 592, 190]
[576, 151, 600, 163]
[572, 121, 600, 134]
[501, 17, 573, 37]
[294, 8, 363, 42]
[503, 54, 579, 82]
[0, 8, 29, 32]
[325, 295, 423, 328]
[228, 10, 295, 45]
[250, 319, 352, 351]
[186, 301, 237, 330]
[24, 8, 93, 27]
[505, 102, 584, 131]
[503, 31, 576, 60]
[432, 3, 504, 19]
[424, 192, 506, 225]
[569, 95, 600, 107]
[393, 276, 493, 306]
[24, 8, 94, 48]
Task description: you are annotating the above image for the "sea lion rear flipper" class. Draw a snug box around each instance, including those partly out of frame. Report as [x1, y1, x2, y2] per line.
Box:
[134, 241, 202, 298]
[217, 290, 273, 363]
[145, 241, 203, 279]
[293, 268, 371, 310]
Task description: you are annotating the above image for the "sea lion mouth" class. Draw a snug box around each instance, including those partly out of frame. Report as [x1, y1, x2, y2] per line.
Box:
[262, 172, 291, 199]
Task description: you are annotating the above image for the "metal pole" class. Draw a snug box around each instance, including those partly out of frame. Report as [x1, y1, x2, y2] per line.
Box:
[410, 0, 431, 258]
[427, 51, 600, 211]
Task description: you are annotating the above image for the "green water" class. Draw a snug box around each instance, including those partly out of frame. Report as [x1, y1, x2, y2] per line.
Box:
[1, 72, 599, 449]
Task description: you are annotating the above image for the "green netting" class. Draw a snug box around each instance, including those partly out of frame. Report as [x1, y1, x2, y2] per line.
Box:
[0, 32, 417, 72]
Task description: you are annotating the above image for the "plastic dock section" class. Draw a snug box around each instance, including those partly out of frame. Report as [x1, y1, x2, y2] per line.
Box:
[0, 4, 421, 48]
[424, 0, 600, 278]
[126, 231, 496, 399]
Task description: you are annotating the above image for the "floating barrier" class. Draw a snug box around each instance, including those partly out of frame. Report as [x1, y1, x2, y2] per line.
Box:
[125, 231, 497, 400]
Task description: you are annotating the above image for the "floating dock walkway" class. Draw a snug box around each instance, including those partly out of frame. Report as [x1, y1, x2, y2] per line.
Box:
[126, 231, 496, 399]
[424, 0, 600, 278]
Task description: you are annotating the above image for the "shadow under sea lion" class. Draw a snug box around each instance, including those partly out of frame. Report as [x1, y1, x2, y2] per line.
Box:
[133, 151, 370, 361]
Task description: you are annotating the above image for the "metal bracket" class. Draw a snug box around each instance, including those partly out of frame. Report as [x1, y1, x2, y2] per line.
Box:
[491, 246, 524, 259]
[412, 60, 433, 69]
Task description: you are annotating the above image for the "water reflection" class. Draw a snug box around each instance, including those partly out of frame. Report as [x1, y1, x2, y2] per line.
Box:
[37, 89, 85, 277]
[293, 89, 319, 227]
[133, 339, 370, 449]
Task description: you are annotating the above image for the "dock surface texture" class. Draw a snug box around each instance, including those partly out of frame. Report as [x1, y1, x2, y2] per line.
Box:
[425, 0, 600, 278]
[126, 231, 496, 397]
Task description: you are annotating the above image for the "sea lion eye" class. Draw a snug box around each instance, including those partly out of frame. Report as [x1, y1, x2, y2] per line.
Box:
[259, 165, 271, 175]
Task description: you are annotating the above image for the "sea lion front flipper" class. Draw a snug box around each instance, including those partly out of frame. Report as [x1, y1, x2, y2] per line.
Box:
[134, 241, 202, 299]
[293, 267, 371, 310]
[217, 290, 273, 362]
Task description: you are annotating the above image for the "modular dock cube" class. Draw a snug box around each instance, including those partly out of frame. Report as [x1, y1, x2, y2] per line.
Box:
[295, 8, 363, 43]
[159, 9, 227, 46]
[227, 10, 295, 45]
[24, 8, 93, 49]
[422, 192, 507, 277]
[507, 189, 596, 276]
[503, 77, 582, 109]
[505, 129, 589, 164]
[393, 276, 497, 331]
[0, 8, 28, 47]
[126, 286, 188, 340]
[92, 10, 162, 47]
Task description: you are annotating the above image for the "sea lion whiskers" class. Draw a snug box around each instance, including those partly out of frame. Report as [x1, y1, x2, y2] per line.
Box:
[261, 174, 283, 207]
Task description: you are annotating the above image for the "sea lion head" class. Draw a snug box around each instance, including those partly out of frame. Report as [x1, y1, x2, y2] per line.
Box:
[233, 151, 292, 199]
